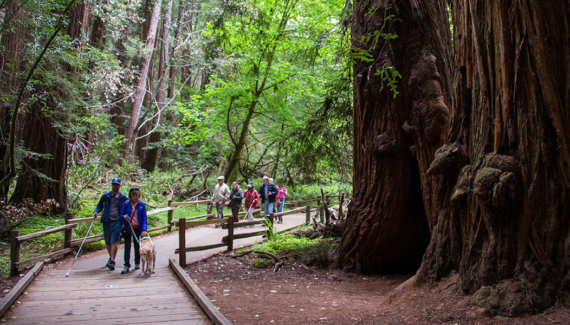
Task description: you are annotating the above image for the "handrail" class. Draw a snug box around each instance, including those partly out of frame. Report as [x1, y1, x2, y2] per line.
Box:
[16, 224, 76, 243]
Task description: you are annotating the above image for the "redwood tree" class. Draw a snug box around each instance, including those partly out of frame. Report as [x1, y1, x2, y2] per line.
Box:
[340, 0, 570, 316]
[337, 0, 454, 274]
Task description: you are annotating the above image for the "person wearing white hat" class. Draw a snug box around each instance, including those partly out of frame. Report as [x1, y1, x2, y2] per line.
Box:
[211, 176, 230, 225]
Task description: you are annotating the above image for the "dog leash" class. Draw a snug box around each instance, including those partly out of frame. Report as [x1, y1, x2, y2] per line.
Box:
[127, 219, 140, 245]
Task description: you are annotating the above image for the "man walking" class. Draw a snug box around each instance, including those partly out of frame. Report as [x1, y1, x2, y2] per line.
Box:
[94, 178, 127, 270]
[211, 176, 230, 226]
[259, 176, 278, 219]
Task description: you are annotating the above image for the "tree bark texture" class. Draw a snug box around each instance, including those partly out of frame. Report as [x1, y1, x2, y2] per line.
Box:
[124, 0, 161, 159]
[343, 0, 570, 317]
[338, 0, 454, 274]
[0, 0, 25, 196]
[143, 0, 173, 173]
[414, 0, 570, 316]
[10, 102, 69, 212]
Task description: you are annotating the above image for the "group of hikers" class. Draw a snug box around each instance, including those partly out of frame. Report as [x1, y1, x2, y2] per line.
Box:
[93, 175, 288, 273]
[211, 175, 289, 227]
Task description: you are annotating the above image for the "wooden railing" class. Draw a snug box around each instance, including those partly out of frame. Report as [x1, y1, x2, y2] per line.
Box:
[9, 190, 349, 275]
[175, 205, 320, 267]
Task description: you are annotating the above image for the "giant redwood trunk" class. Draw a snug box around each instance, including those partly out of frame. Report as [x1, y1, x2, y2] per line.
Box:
[341, 0, 570, 317]
[415, 0, 570, 316]
[337, 0, 454, 274]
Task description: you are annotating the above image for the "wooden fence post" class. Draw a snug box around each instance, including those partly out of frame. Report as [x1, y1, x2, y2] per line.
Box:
[227, 217, 234, 251]
[64, 212, 73, 248]
[305, 205, 311, 224]
[268, 213, 274, 240]
[167, 200, 173, 232]
[10, 230, 20, 276]
[179, 217, 186, 267]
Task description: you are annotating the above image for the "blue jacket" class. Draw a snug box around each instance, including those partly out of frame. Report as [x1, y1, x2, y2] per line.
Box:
[94, 191, 128, 224]
[259, 182, 278, 203]
[120, 200, 148, 232]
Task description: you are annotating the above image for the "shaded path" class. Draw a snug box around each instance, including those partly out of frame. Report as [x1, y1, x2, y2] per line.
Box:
[3, 213, 306, 324]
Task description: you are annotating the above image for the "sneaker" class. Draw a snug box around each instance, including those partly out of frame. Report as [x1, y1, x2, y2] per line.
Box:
[121, 266, 129, 274]
[106, 259, 115, 270]
[134, 263, 140, 270]
[105, 258, 111, 268]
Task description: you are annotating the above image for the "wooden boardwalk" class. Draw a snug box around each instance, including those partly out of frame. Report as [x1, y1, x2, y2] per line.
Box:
[3, 265, 210, 325]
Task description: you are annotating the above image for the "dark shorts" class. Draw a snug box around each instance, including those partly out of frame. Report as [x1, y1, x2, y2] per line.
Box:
[103, 220, 121, 245]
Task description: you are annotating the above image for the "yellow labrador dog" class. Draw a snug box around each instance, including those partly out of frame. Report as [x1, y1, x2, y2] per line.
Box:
[139, 237, 156, 275]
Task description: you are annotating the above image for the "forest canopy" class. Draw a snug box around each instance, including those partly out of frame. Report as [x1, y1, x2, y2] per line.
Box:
[0, 0, 353, 211]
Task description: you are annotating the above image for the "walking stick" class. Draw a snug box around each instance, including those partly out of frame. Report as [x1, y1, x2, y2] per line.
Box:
[66, 216, 96, 277]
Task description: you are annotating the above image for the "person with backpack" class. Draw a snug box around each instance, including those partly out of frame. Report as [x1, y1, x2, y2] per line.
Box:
[275, 181, 289, 223]
[229, 182, 243, 223]
[211, 176, 230, 227]
[259, 176, 278, 219]
[243, 183, 260, 225]
[93, 178, 128, 271]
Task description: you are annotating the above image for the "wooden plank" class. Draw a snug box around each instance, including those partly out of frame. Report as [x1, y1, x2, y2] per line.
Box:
[69, 234, 104, 246]
[15, 248, 75, 267]
[221, 230, 266, 243]
[68, 216, 101, 224]
[0, 262, 43, 318]
[146, 206, 176, 215]
[170, 199, 211, 207]
[222, 218, 265, 229]
[7, 307, 206, 322]
[169, 257, 232, 325]
[173, 218, 228, 227]
[170, 214, 214, 225]
[13, 292, 192, 307]
[25, 286, 188, 300]
[273, 206, 307, 217]
[8, 311, 209, 325]
[16, 224, 77, 242]
[147, 224, 171, 232]
[174, 243, 228, 253]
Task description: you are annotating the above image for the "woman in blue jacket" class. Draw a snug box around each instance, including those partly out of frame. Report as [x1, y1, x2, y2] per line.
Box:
[120, 187, 148, 274]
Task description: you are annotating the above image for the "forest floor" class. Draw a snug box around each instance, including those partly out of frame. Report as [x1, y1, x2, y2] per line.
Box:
[187, 251, 570, 325]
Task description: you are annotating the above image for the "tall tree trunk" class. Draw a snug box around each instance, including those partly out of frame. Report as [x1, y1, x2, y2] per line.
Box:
[0, 0, 25, 197]
[337, 0, 454, 274]
[414, 0, 570, 316]
[9, 0, 92, 211]
[124, 0, 162, 159]
[143, 0, 172, 172]
[342, 0, 570, 317]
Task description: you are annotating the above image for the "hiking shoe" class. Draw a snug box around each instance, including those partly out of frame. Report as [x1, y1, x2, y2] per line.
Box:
[106, 259, 116, 270]
[121, 266, 129, 274]
[134, 263, 140, 270]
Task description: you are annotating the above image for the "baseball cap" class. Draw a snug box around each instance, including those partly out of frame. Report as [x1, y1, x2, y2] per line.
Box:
[217, 176, 225, 180]
[247, 182, 253, 187]
[112, 177, 121, 185]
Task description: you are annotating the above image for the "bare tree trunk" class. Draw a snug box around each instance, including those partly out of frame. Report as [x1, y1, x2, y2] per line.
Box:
[124, 0, 162, 159]
[337, 0, 454, 274]
[143, 0, 172, 172]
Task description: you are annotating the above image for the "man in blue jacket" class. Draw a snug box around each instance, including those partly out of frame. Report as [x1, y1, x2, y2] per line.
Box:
[259, 176, 278, 219]
[93, 178, 127, 270]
